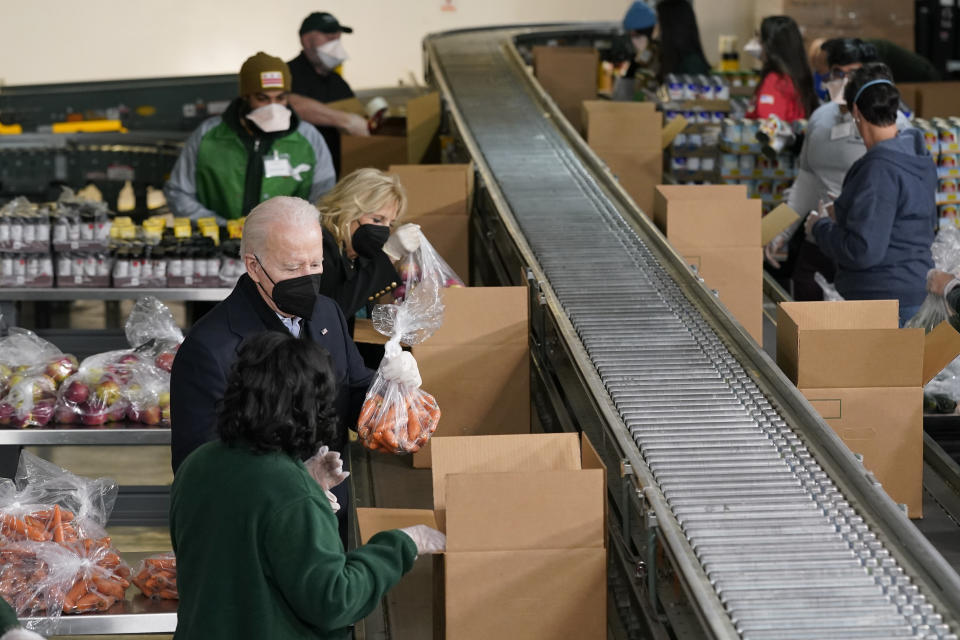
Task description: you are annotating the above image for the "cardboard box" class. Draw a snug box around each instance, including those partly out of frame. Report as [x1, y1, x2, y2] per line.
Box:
[754, 0, 914, 51]
[388, 164, 472, 279]
[653, 185, 761, 248]
[679, 247, 763, 343]
[412, 286, 530, 467]
[357, 433, 607, 640]
[333, 92, 441, 174]
[897, 82, 960, 119]
[653, 185, 763, 341]
[581, 101, 663, 216]
[532, 46, 598, 134]
[777, 301, 960, 517]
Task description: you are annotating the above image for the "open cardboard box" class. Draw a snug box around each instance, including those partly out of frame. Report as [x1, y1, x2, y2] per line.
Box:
[389, 164, 473, 279]
[582, 101, 662, 216]
[653, 185, 763, 342]
[353, 286, 531, 468]
[330, 92, 441, 174]
[777, 301, 960, 517]
[358, 432, 607, 640]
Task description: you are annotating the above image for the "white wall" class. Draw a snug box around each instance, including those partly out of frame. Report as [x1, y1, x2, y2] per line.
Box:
[2, 0, 645, 90]
[695, 0, 759, 69]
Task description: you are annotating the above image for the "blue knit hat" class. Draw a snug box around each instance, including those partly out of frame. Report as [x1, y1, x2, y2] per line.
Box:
[623, 1, 657, 31]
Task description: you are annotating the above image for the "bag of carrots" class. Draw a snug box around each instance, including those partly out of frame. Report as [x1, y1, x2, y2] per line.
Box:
[361, 232, 450, 454]
[132, 552, 177, 600]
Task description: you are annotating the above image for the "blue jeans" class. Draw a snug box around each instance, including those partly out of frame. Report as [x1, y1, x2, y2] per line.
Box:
[899, 304, 921, 328]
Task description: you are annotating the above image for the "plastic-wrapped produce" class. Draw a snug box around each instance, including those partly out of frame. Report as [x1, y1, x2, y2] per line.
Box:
[391, 234, 464, 304]
[132, 552, 177, 600]
[0, 329, 78, 428]
[54, 351, 144, 426]
[124, 296, 183, 373]
[907, 224, 960, 331]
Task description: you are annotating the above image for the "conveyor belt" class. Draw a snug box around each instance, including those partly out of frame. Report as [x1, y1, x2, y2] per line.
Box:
[426, 26, 960, 639]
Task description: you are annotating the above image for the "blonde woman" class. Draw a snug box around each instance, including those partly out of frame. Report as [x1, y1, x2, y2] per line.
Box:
[317, 168, 421, 318]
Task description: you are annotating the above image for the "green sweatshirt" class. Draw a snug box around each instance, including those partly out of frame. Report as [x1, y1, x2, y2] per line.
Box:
[0, 595, 18, 634]
[170, 442, 417, 640]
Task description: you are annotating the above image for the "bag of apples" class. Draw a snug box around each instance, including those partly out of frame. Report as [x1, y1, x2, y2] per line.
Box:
[392, 234, 464, 302]
[0, 329, 78, 429]
[55, 350, 147, 426]
[124, 296, 183, 373]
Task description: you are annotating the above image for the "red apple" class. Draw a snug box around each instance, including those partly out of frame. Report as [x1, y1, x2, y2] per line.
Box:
[117, 353, 141, 365]
[45, 356, 79, 384]
[0, 403, 14, 425]
[398, 262, 421, 284]
[31, 402, 54, 426]
[154, 352, 175, 373]
[108, 405, 127, 423]
[444, 277, 464, 288]
[139, 406, 161, 425]
[55, 407, 78, 424]
[63, 380, 90, 404]
[81, 412, 108, 426]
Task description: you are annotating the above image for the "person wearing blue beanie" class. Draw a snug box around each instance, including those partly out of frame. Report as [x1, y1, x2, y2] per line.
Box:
[623, 1, 657, 32]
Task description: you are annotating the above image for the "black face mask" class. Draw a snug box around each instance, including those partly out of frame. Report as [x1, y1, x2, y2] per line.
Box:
[254, 255, 322, 320]
[351, 224, 390, 258]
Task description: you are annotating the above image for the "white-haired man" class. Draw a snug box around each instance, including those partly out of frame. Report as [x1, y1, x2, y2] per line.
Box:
[170, 196, 421, 541]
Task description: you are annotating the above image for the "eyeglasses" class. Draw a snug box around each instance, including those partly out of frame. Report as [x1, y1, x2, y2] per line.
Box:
[828, 67, 857, 81]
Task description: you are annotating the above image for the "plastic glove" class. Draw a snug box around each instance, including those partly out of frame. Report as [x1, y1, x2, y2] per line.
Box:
[927, 268, 960, 297]
[803, 208, 823, 238]
[398, 524, 446, 556]
[383, 223, 422, 261]
[324, 489, 341, 513]
[338, 112, 370, 137]
[305, 445, 350, 491]
[763, 232, 788, 267]
[380, 350, 422, 389]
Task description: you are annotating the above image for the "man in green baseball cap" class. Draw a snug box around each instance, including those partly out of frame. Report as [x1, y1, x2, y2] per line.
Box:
[164, 52, 337, 222]
[287, 11, 368, 178]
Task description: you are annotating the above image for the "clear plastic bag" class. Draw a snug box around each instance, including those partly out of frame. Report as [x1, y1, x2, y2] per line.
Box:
[357, 342, 441, 454]
[391, 234, 464, 305]
[360, 235, 450, 454]
[14, 451, 117, 539]
[132, 552, 178, 600]
[124, 365, 170, 426]
[814, 272, 845, 301]
[54, 350, 146, 425]
[906, 225, 960, 331]
[925, 355, 960, 407]
[124, 297, 183, 373]
[0, 373, 58, 428]
[3, 537, 130, 624]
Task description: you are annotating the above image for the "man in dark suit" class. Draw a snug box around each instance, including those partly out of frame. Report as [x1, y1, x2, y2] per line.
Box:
[170, 196, 421, 540]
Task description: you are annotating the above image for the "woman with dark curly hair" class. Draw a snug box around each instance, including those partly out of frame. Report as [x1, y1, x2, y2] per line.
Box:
[170, 331, 444, 640]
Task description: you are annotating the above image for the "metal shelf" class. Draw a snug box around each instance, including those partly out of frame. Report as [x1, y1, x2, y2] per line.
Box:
[0, 288, 231, 302]
[0, 426, 169, 446]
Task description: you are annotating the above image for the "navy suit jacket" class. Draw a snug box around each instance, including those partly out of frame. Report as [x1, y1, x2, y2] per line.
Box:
[170, 273, 373, 473]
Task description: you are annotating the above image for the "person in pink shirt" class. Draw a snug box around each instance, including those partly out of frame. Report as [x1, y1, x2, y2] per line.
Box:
[745, 16, 819, 121]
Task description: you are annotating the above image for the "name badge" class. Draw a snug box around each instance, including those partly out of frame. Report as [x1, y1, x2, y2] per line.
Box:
[264, 152, 293, 178]
[830, 121, 855, 140]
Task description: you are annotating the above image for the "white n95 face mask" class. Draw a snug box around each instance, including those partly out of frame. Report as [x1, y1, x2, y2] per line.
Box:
[743, 37, 762, 59]
[246, 103, 291, 133]
[825, 77, 848, 104]
[316, 39, 348, 69]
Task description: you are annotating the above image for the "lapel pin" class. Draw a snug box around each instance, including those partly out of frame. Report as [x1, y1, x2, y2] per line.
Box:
[321, 328, 328, 335]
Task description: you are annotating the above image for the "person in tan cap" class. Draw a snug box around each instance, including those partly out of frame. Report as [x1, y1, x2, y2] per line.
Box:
[164, 52, 336, 222]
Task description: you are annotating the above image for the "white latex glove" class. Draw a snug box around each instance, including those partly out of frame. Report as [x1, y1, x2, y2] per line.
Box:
[398, 524, 446, 556]
[380, 350, 422, 389]
[338, 112, 370, 137]
[382, 223, 422, 261]
[764, 232, 788, 267]
[1, 630, 46, 640]
[803, 208, 822, 238]
[324, 489, 341, 513]
[305, 445, 350, 491]
[927, 268, 960, 297]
